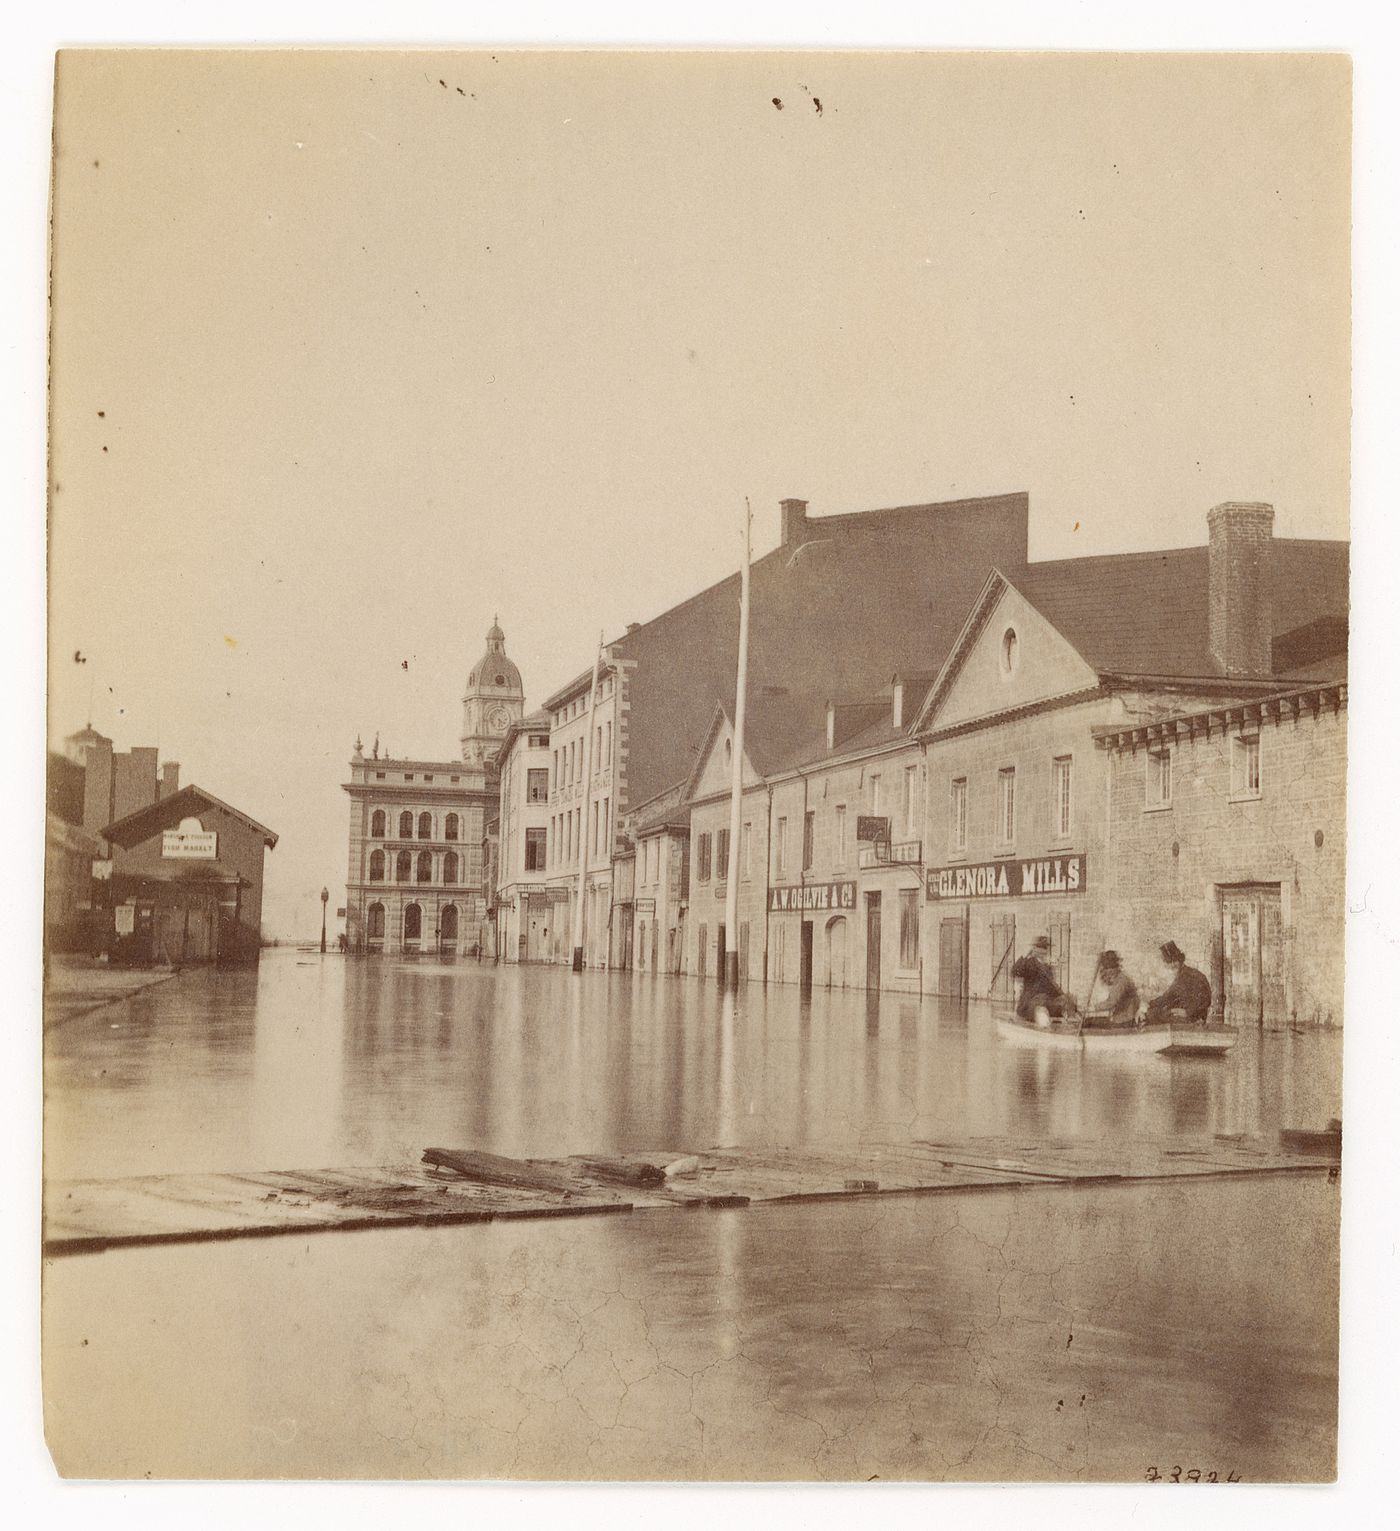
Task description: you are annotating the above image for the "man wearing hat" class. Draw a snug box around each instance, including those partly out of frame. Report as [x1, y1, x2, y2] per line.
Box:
[1084, 950, 1140, 1028]
[1144, 940, 1213, 1024]
[1011, 934, 1076, 1023]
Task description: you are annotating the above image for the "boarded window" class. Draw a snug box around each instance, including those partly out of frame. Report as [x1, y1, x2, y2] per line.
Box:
[803, 811, 815, 871]
[716, 828, 729, 881]
[697, 832, 712, 883]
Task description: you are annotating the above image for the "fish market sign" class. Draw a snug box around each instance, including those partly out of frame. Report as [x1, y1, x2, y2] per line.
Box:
[927, 854, 1087, 901]
[162, 817, 218, 859]
[768, 881, 857, 914]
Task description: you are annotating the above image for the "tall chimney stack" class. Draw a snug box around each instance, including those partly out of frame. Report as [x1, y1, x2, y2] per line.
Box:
[779, 497, 809, 547]
[1208, 502, 1274, 677]
[159, 761, 181, 799]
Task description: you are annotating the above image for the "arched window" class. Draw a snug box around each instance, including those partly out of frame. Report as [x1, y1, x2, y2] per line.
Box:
[403, 903, 421, 941]
[417, 850, 433, 883]
[445, 813, 459, 842]
[396, 849, 412, 881]
[371, 809, 386, 838]
[443, 851, 458, 885]
[418, 811, 433, 840]
[440, 904, 458, 942]
[367, 902, 385, 939]
[399, 810, 413, 839]
[369, 849, 385, 881]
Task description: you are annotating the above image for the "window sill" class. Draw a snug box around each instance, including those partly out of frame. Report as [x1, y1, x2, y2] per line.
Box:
[947, 848, 968, 862]
[1228, 791, 1262, 805]
[1143, 802, 1173, 814]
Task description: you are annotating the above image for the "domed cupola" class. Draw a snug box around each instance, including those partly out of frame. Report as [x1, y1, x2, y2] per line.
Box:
[461, 616, 525, 765]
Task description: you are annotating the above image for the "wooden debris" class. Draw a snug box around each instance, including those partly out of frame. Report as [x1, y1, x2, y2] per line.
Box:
[421, 1147, 576, 1194]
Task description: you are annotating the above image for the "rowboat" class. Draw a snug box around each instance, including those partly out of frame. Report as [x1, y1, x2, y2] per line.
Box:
[995, 1011, 1238, 1056]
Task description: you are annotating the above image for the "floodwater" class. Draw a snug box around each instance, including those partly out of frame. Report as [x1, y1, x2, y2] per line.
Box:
[42, 951, 1342, 1481]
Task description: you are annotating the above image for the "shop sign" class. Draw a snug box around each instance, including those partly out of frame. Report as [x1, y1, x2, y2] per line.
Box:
[115, 903, 136, 935]
[767, 881, 857, 914]
[636, 898, 656, 914]
[162, 817, 218, 859]
[926, 854, 1088, 901]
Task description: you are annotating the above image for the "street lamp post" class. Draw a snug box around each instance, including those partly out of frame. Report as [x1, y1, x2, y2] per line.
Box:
[320, 886, 329, 954]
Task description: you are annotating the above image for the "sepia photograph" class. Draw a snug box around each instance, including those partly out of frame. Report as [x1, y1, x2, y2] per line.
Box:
[34, 37, 1369, 1493]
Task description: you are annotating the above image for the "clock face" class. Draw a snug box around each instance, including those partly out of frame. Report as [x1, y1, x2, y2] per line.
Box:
[487, 705, 511, 735]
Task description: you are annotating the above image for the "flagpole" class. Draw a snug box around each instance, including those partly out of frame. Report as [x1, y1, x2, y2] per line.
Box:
[571, 631, 604, 973]
[723, 500, 752, 989]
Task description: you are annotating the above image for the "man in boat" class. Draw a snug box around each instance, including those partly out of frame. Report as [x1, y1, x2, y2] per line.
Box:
[1083, 949, 1140, 1028]
[1011, 935, 1077, 1023]
[1143, 940, 1213, 1025]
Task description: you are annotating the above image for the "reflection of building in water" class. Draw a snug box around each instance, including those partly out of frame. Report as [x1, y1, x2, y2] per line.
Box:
[343, 620, 523, 957]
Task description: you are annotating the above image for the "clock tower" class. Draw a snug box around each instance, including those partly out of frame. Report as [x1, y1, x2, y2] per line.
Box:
[461, 617, 525, 767]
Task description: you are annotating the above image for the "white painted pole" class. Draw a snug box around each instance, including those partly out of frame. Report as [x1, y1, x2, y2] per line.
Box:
[572, 632, 604, 972]
[723, 501, 752, 989]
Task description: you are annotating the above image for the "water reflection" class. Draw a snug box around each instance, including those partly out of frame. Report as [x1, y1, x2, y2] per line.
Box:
[44, 950, 1345, 1180]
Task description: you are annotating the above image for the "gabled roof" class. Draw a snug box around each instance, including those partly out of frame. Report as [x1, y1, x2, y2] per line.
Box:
[1006, 540, 1348, 680]
[610, 492, 1031, 804]
[102, 784, 279, 850]
[912, 537, 1350, 733]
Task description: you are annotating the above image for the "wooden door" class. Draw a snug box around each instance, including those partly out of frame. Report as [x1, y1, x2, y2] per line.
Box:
[1046, 912, 1071, 994]
[989, 914, 1016, 1002]
[1222, 884, 1285, 1026]
[938, 915, 967, 998]
[865, 894, 882, 991]
[827, 917, 847, 989]
[739, 921, 750, 982]
[800, 920, 813, 994]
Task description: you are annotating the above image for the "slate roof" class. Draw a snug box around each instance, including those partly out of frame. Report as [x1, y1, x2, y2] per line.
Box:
[102, 784, 279, 850]
[1005, 539, 1349, 681]
[612, 492, 1031, 804]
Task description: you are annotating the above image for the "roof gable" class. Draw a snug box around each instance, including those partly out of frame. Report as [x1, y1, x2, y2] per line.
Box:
[916, 572, 1099, 733]
[683, 703, 764, 803]
[102, 784, 279, 849]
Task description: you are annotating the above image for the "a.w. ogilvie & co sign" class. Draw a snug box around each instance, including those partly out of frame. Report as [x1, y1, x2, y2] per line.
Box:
[926, 854, 1088, 901]
[767, 881, 857, 913]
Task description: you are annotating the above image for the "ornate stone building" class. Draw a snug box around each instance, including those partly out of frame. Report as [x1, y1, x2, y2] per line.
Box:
[343, 621, 524, 955]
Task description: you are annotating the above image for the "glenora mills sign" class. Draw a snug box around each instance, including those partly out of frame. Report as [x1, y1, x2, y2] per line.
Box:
[926, 853, 1087, 901]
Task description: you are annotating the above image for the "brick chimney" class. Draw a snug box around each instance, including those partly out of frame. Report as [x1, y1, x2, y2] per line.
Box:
[780, 497, 809, 547]
[159, 761, 180, 799]
[1208, 502, 1274, 677]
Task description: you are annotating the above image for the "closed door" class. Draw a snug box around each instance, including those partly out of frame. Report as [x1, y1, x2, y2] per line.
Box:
[739, 921, 750, 982]
[865, 894, 882, 990]
[800, 921, 813, 994]
[1222, 885, 1284, 1025]
[989, 914, 1016, 1001]
[827, 917, 847, 989]
[1046, 912, 1071, 993]
[938, 916, 967, 998]
[717, 924, 727, 978]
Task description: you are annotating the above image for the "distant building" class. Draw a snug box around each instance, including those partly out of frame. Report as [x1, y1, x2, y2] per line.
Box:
[342, 620, 524, 956]
[493, 709, 553, 962]
[100, 784, 278, 965]
[44, 726, 182, 954]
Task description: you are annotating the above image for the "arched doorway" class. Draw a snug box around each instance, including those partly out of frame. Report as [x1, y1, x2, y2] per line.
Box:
[826, 915, 848, 989]
[440, 903, 459, 955]
[403, 902, 422, 951]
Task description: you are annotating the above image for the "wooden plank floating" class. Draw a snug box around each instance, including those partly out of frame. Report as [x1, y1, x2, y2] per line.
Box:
[42, 1134, 1338, 1258]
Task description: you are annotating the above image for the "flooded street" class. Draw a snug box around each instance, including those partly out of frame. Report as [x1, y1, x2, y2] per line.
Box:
[43, 951, 1341, 1480]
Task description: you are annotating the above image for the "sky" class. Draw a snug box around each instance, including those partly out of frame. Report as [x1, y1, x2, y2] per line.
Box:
[47, 49, 1351, 937]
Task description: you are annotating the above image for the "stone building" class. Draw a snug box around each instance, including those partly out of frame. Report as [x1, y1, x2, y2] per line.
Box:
[541, 655, 629, 966]
[910, 503, 1348, 1008]
[1094, 680, 1347, 1028]
[665, 500, 1347, 1016]
[343, 621, 523, 955]
[493, 708, 553, 963]
[628, 785, 691, 976]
